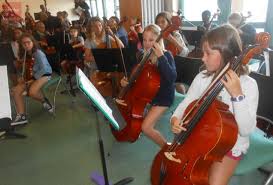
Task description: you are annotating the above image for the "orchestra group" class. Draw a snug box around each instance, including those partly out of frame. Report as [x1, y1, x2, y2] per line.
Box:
[0, 0, 262, 184]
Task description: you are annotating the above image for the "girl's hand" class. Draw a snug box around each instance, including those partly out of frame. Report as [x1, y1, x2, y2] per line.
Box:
[170, 116, 187, 134]
[166, 34, 175, 42]
[221, 69, 243, 98]
[120, 76, 129, 87]
[152, 42, 164, 58]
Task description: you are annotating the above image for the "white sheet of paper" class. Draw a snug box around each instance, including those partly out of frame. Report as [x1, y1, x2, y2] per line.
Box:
[77, 69, 119, 130]
[0, 66, 11, 119]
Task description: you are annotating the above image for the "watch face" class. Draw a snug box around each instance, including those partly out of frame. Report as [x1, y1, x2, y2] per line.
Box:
[238, 95, 244, 101]
[231, 95, 245, 102]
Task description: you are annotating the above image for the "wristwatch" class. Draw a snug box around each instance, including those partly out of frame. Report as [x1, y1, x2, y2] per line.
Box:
[231, 94, 245, 102]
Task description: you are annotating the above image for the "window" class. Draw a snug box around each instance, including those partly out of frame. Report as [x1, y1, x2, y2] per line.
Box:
[242, 0, 268, 22]
[183, 0, 219, 21]
[89, 0, 120, 18]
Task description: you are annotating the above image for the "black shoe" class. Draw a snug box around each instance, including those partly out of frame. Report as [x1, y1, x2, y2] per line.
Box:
[11, 114, 28, 126]
[42, 98, 54, 113]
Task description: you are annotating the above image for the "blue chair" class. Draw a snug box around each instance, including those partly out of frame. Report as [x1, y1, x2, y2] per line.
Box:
[235, 72, 273, 185]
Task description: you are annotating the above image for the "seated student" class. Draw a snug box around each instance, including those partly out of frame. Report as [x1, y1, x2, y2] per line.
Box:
[33, 21, 50, 52]
[107, 16, 129, 47]
[228, 12, 256, 49]
[171, 24, 258, 185]
[128, 16, 143, 51]
[155, 11, 189, 94]
[84, 17, 124, 76]
[197, 10, 217, 32]
[61, 26, 85, 74]
[119, 24, 177, 147]
[11, 33, 53, 126]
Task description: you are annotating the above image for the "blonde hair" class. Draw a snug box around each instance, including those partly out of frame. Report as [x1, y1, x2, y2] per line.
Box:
[143, 24, 165, 49]
[143, 24, 165, 64]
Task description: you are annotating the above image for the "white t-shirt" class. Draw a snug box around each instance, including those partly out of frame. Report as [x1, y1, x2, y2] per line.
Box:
[172, 70, 259, 156]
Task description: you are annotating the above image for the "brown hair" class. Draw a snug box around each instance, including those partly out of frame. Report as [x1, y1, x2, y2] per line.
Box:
[86, 16, 105, 40]
[19, 33, 40, 58]
[155, 11, 172, 25]
[201, 24, 248, 76]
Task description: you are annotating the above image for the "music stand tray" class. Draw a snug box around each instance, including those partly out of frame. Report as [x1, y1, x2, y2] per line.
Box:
[76, 68, 133, 185]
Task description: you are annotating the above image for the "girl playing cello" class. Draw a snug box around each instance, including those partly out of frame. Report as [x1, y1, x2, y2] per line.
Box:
[155, 11, 189, 94]
[120, 24, 177, 147]
[84, 17, 124, 76]
[11, 33, 53, 126]
[170, 24, 258, 184]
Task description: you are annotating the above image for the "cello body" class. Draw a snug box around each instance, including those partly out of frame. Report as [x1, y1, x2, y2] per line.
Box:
[151, 99, 238, 185]
[111, 62, 160, 142]
[90, 71, 124, 98]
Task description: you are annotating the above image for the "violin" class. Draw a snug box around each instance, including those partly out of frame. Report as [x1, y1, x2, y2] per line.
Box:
[110, 16, 182, 142]
[150, 45, 260, 185]
[16, 51, 35, 82]
[39, 36, 56, 55]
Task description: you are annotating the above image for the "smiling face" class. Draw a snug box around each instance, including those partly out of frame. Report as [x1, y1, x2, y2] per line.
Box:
[202, 41, 222, 73]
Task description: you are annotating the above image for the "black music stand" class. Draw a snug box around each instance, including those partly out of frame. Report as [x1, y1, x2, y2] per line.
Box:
[92, 48, 136, 74]
[34, 13, 40, 21]
[182, 30, 204, 54]
[174, 56, 203, 86]
[76, 68, 133, 185]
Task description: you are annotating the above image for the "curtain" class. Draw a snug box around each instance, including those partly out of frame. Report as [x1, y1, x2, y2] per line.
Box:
[217, 0, 231, 25]
[265, 0, 273, 47]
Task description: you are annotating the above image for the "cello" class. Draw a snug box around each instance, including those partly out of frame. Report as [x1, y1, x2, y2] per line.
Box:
[151, 44, 259, 185]
[111, 16, 181, 142]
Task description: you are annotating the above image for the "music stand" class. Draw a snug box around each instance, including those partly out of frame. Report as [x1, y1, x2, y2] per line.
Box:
[92, 48, 136, 74]
[174, 56, 203, 86]
[34, 13, 40, 21]
[76, 68, 133, 185]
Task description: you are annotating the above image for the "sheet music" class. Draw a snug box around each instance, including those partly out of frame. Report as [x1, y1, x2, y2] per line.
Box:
[0, 66, 11, 119]
[76, 68, 120, 130]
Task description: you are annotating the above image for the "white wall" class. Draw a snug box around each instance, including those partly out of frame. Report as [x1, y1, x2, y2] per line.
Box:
[0, 0, 78, 21]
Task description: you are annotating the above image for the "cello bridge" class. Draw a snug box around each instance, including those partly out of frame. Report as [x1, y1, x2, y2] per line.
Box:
[164, 152, 181, 163]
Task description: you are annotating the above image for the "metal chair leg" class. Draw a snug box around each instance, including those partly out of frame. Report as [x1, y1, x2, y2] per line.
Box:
[52, 77, 62, 116]
[264, 172, 273, 185]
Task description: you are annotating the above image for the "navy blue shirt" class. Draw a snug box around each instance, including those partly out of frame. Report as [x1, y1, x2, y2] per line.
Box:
[137, 50, 177, 107]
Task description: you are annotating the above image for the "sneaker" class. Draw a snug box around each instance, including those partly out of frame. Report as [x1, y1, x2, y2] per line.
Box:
[42, 98, 54, 113]
[11, 114, 28, 126]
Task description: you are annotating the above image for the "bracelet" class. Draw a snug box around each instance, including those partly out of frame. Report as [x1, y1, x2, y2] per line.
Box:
[231, 94, 245, 102]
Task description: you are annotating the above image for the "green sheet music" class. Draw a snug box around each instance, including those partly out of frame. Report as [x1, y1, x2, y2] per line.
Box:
[76, 68, 119, 130]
